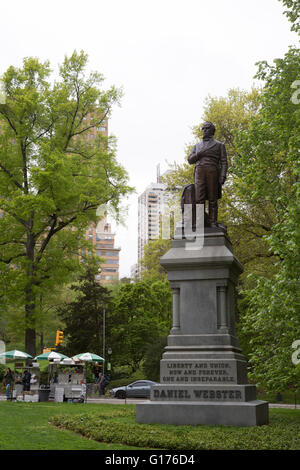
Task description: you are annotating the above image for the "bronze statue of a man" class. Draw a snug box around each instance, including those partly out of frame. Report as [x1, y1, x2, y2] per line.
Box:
[188, 121, 227, 228]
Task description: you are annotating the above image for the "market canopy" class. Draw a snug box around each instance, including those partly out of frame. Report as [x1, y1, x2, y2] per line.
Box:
[34, 351, 69, 361]
[72, 352, 104, 362]
[0, 350, 33, 360]
[60, 357, 76, 364]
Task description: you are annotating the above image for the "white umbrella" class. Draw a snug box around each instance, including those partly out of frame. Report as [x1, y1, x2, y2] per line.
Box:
[34, 351, 68, 361]
[0, 350, 33, 400]
[72, 352, 104, 362]
[0, 350, 33, 360]
[60, 357, 76, 364]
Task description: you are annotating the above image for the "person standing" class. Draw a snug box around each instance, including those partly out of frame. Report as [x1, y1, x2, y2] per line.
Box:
[95, 372, 102, 396]
[22, 370, 31, 391]
[3, 368, 13, 400]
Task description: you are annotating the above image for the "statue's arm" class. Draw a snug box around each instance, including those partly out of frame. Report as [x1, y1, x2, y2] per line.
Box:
[219, 143, 228, 184]
[188, 145, 198, 164]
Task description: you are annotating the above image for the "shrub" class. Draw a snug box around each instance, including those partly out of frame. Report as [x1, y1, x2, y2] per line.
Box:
[0, 364, 6, 382]
[50, 408, 300, 450]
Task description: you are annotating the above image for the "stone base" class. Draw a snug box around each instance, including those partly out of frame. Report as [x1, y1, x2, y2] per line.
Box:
[136, 400, 269, 427]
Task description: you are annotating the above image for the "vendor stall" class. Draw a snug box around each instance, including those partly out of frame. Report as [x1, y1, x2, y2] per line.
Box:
[48, 360, 86, 402]
[0, 350, 35, 400]
[14, 363, 40, 400]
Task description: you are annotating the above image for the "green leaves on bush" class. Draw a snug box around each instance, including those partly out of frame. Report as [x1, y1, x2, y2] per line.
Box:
[50, 408, 300, 450]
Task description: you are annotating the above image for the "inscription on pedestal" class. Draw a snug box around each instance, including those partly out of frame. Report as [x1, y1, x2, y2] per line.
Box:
[151, 384, 257, 402]
[153, 389, 242, 400]
[161, 361, 239, 383]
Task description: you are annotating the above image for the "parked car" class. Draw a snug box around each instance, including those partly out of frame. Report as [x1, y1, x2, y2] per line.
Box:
[110, 380, 158, 399]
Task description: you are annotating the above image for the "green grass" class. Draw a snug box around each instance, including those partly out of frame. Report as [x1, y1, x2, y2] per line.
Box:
[0, 401, 299, 450]
[0, 402, 141, 450]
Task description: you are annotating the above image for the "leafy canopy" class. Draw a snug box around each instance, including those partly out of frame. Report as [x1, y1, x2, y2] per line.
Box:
[0, 51, 133, 355]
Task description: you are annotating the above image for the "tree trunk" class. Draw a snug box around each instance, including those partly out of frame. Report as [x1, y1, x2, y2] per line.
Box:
[25, 230, 37, 358]
[25, 326, 36, 358]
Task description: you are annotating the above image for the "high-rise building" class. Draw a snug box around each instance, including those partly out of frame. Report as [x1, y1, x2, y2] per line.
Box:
[84, 217, 120, 284]
[137, 166, 174, 273]
[95, 218, 120, 285]
[82, 116, 121, 284]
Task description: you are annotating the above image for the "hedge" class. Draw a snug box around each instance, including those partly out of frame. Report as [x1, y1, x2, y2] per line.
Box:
[50, 408, 300, 450]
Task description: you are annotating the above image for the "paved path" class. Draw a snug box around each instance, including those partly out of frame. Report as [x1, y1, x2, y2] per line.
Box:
[0, 394, 299, 408]
[87, 397, 148, 404]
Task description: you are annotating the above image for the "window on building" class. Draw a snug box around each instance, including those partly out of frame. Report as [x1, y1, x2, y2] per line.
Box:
[105, 251, 118, 257]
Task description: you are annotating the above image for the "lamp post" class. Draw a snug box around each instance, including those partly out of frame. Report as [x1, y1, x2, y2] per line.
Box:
[97, 266, 105, 374]
[107, 347, 112, 376]
[103, 308, 105, 373]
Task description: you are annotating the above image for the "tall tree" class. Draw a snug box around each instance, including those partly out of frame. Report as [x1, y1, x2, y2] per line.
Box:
[139, 238, 171, 281]
[58, 268, 111, 357]
[0, 51, 132, 356]
[110, 280, 172, 373]
[234, 45, 300, 392]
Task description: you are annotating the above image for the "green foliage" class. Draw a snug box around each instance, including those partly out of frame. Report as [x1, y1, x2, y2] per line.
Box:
[50, 408, 300, 450]
[108, 368, 145, 390]
[39, 369, 49, 386]
[0, 364, 5, 382]
[142, 336, 167, 382]
[0, 51, 133, 355]
[58, 267, 111, 357]
[234, 46, 300, 392]
[279, 0, 300, 33]
[110, 279, 172, 372]
[161, 46, 299, 393]
[162, 87, 276, 288]
[139, 238, 171, 281]
[193, 88, 261, 164]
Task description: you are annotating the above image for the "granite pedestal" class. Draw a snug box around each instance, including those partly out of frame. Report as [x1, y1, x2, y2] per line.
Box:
[136, 228, 269, 426]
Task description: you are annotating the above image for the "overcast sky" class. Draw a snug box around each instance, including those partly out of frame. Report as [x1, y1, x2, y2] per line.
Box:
[0, 0, 297, 277]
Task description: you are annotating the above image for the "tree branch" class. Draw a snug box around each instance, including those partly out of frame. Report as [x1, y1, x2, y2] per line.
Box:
[0, 252, 27, 264]
[0, 162, 23, 190]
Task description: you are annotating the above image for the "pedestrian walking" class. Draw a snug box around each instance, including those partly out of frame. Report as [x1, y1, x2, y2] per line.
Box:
[95, 372, 102, 396]
[100, 374, 110, 396]
[3, 368, 13, 400]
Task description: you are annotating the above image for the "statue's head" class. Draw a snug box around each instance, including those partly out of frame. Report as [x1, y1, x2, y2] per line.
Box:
[201, 121, 215, 138]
